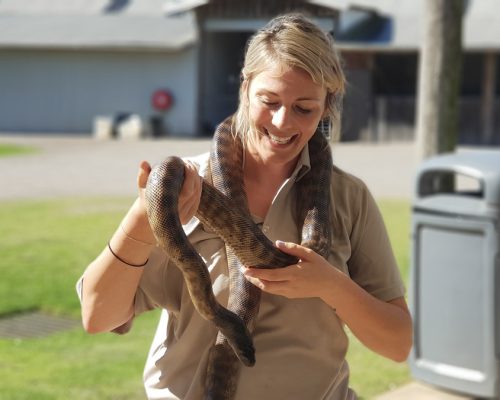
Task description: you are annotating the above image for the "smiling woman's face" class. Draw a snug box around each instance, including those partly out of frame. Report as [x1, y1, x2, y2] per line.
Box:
[245, 64, 327, 171]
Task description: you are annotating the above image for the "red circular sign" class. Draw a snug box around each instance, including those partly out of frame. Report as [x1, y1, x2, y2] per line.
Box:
[152, 89, 173, 111]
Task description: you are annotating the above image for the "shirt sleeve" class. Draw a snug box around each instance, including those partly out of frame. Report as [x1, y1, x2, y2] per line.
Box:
[347, 181, 406, 302]
[133, 246, 184, 316]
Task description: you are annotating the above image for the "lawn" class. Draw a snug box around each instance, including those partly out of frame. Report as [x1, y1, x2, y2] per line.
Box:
[0, 143, 36, 157]
[0, 197, 411, 399]
[348, 200, 412, 398]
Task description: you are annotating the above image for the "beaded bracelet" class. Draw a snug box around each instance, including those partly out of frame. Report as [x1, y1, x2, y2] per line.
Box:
[107, 241, 149, 268]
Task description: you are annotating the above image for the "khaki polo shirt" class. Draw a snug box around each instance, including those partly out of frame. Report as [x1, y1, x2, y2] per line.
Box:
[128, 145, 405, 400]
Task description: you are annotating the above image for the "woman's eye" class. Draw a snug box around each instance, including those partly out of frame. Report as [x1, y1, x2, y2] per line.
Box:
[261, 100, 278, 107]
[295, 106, 312, 114]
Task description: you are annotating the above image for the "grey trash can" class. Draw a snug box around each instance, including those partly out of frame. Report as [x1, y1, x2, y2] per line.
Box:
[409, 150, 500, 398]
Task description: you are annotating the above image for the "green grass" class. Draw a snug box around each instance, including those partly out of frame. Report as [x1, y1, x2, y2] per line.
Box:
[0, 197, 162, 399]
[347, 199, 412, 398]
[0, 197, 133, 317]
[0, 312, 159, 400]
[0, 197, 412, 399]
[0, 143, 36, 157]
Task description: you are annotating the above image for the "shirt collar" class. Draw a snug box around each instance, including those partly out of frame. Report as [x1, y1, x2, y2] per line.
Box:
[241, 142, 311, 182]
[291, 142, 311, 182]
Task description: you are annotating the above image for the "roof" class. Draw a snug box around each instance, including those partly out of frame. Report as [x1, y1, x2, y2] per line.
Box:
[0, 0, 197, 51]
[1, 0, 499, 52]
[463, 0, 500, 50]
[163, 0, 500, 52]
[334, 0, 500, 51]
[0, 0, 167, 16]
[161, 0, 400, 14]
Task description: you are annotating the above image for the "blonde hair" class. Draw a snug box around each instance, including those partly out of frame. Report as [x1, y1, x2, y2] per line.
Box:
[233, 13, 346, 142]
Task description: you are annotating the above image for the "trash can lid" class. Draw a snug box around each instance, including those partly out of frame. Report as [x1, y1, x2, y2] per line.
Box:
[415, 149, 500, 206]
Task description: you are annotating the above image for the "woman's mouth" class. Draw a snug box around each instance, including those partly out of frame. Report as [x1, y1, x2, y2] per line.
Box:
[265, 129, 297, 145]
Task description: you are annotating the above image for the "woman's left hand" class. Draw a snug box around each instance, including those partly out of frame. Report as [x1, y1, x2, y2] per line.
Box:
[241, 240, 341, 299]
[243, 241, 413, 362]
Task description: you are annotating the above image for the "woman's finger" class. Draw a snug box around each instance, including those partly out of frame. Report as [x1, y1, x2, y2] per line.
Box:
[241, 265, 296, 282]
[137, 160, 152, 190]
[178, 160, 202, 223]
[275, 240, 314, 260]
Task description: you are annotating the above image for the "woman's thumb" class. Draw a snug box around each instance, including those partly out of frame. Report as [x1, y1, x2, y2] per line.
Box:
[137, 161, 151, 189]
[275, 240, 309, 259]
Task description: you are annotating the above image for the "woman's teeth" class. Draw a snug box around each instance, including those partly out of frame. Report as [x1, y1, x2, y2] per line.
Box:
[268, 132, 294, 145]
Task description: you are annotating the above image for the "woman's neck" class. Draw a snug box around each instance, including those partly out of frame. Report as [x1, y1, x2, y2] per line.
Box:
[243, 148, 296, 185]
[243, 149, 298, 218]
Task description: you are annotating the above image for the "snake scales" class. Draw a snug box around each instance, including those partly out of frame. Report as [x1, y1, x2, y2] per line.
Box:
[145, 116, 332, 399]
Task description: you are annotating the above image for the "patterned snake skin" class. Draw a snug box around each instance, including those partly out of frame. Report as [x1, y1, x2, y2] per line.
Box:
[145, 116, 332, 399]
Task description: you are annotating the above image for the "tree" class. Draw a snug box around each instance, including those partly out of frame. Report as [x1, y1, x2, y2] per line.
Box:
[415, 0, 464, 161]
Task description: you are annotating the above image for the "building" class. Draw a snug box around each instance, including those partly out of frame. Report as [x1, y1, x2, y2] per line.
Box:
[0, 0, 498, 144]
[0, 0, 200, 137]
[336, 0, 500, 145]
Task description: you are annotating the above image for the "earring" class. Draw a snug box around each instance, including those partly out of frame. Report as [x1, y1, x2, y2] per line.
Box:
[318, 117, 331, 140]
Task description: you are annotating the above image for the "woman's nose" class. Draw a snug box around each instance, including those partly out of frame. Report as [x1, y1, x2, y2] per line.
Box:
[272, 106, 294, 130]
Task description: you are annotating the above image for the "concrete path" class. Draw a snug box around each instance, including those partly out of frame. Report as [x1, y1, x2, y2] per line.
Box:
[375, 382, 473, 400]
[0, 134, 417, 200]
[0, 135, 214, 200]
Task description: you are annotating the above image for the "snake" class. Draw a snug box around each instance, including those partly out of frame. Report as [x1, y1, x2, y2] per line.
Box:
[145, 116, 332, 399]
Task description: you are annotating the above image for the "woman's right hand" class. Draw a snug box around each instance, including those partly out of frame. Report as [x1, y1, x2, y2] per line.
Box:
[119, 160, 156, 245]
[136, 159, 202, 230]
[80, 159, 203, 334]
[177, 160, 203, 224]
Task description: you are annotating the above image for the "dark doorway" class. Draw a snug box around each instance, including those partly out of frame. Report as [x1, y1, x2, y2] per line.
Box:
[200, 31, 251, 136]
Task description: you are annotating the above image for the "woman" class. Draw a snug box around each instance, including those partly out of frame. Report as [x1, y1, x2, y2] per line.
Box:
[77, 13, 412, 400]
